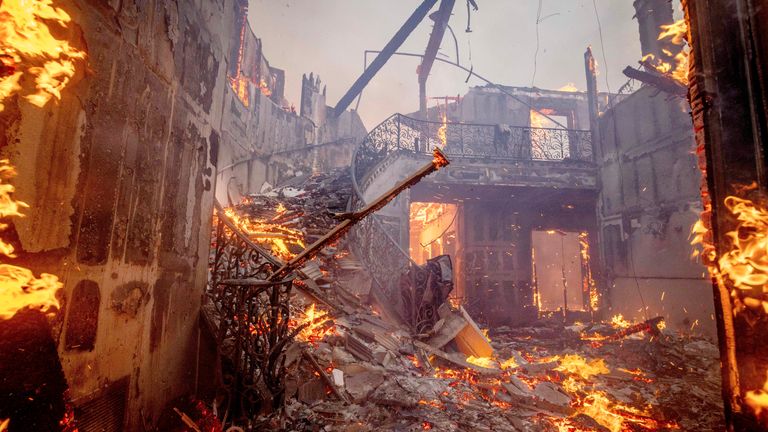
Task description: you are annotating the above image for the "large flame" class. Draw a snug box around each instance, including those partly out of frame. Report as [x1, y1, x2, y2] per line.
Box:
[0, 160, 62, 320]
[691, 192, 768, 420]
[641, 19, 689, 86]
[0, 0, 86, 111]
[222, 206, 305, 261]
[691, 194, 768, 314]
[292, 303, 335, 345]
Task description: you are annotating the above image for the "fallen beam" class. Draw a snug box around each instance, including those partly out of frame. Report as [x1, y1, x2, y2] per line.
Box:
[622, 66, 687, 97]
[333, 0, 439, 117]
[268, 149, 450, 281]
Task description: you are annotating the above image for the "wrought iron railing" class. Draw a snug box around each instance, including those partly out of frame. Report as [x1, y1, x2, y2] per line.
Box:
[353, 113, 593, 181]
[348, 114, 593, 321]
[205, 204, 294, 416]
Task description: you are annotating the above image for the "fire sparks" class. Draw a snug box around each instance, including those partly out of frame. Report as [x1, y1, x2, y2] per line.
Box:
[222, 207, 305, 260]
[579, 232, 599, 311]
[0, 160, 62, 320]
[0, 0, 86, 111]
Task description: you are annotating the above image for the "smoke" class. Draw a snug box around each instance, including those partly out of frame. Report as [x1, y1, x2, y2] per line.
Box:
[248, 0, 642, 129]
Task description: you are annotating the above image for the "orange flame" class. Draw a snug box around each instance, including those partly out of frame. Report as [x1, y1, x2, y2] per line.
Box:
[642, 19, 689, 86]
[610, 314, 631, 329]
[0, 160, 62, 320]
[222, 207, 305, 260]
[691, 194, 768, 315]
[229, 76, 249, 107]
[0, 0, 86, 111]
[437, 112, 447, 148]
[293, 303, 335, 344]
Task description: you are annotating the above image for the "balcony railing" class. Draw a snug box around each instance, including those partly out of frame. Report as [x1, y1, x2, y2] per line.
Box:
[354, 113, 593, 181]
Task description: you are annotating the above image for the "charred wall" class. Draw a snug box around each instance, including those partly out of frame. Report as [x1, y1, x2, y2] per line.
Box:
[597, 86, 714, 335]
[214, 19, 366, 205]
[0, 0, 235, 429]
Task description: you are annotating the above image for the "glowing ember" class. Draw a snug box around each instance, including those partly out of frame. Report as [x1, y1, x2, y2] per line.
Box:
[466, 355, 497, 369]
[432, 148, 449, 168]
[222, 207, 305, 260]
[0, 160, 62, 320]
[0, 0, 86, 111]
[258, 78, 272, 97]
[293, 303, 335, 344]
[745, 373, 768, 419]
[500, 356, 518, 370]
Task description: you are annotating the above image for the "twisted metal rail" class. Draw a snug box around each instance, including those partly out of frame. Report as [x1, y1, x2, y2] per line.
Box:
[348, 114, 594, 320]
[205, 203, 295, 416]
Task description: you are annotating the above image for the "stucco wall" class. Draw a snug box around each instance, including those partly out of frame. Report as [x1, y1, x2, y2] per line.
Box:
[0, 0, 364, 429]
[597, 85, 714, 336]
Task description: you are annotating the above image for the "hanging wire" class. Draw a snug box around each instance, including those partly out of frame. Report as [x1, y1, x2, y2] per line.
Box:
[591, 0, 649, 320]
[531, 0, 543, 87]
[591, 0, 613, 96]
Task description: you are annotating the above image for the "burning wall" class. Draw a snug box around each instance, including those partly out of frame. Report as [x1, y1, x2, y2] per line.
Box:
[0, 0, 238, 429]
[214, 14, 366, 206]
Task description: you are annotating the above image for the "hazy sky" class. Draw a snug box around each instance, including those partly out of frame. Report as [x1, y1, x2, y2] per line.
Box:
[248, 1, 675, 128]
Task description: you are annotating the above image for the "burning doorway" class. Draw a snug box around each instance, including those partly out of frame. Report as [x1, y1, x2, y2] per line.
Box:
[408, 202, 459, 266]
[532, 230, 587, 313]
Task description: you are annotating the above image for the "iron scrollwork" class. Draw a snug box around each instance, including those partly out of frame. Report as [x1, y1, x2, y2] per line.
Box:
[206, 206, 293, 417]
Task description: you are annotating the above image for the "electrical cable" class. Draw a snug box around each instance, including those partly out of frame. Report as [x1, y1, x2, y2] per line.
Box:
[531, 0, 543, 87]
[591, 0, 613, 97]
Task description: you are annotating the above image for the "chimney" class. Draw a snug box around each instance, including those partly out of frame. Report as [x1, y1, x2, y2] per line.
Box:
[633, 0, 677, 63]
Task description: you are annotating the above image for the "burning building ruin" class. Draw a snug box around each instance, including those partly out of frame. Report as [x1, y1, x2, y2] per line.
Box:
[1, 0, 767, 431]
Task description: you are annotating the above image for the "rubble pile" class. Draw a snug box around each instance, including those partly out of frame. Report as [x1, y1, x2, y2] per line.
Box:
[253, 299, 724, 432]
[213, 170, 724, 432]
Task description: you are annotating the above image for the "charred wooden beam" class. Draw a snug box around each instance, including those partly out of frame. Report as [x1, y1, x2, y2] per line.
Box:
[332, 0, 439, 117]
[622, 65, 687, 97]
[268, 149, 450, 281]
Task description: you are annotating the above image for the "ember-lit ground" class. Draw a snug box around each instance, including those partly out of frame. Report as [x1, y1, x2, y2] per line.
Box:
[219, 171, 724, 432]
[257, 302, 724, 432]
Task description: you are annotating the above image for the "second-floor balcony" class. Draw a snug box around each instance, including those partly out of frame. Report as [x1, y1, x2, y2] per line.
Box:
[355, 114, 594, 183]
